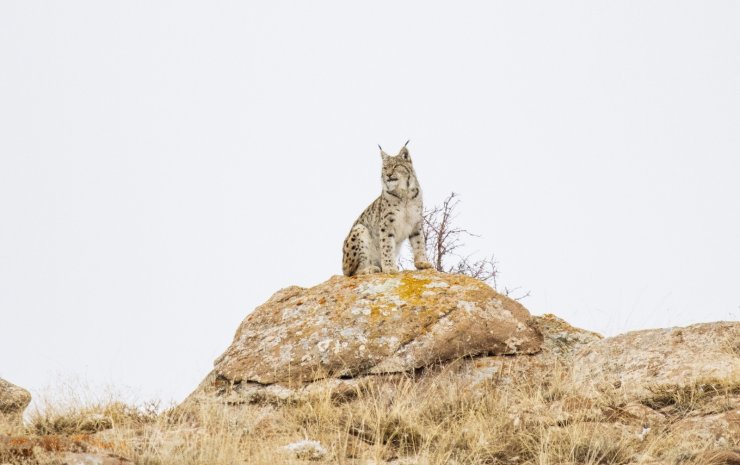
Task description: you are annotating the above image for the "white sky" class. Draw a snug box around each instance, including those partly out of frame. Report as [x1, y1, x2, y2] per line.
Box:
[1, 1, 739, 407]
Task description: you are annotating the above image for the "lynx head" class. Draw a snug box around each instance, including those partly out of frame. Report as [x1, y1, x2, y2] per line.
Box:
[379, 141, 419, 197]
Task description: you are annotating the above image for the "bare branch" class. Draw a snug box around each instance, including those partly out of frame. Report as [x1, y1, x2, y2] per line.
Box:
[417, 192, 529, 300]
[503, 286, 532, 301]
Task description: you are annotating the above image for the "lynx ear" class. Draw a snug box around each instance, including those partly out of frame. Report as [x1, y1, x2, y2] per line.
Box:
[379, 144, 390, 159]
[398, 140, 411, 160]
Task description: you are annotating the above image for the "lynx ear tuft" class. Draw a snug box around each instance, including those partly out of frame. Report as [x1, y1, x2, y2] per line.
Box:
[379, 144, 390, 159]
[398, 143, 411, 161]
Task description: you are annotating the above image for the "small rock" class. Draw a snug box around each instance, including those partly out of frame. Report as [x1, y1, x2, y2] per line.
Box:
[282, 439, 327, 461]
[0, 378, 31, 425]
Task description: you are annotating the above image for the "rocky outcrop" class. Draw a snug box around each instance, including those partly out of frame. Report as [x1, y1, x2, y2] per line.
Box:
[186, 275, 615, 409]
[0, 378, 31, 425]
[571, 322, 740, 400]
[180, 267, 739, 465]
[2, 268, 736, 465]
[207, 270, 542, 389]
[186, 312, 595, 407]
[2, 266, 728, 465]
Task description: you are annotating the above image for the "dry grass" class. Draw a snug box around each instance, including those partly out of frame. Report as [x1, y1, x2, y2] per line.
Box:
[2, 366, 738, 465]
[640, 378, 740, 416]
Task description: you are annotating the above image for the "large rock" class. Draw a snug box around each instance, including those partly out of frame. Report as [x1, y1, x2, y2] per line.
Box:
[0, 378, 31, 424]
[207, 270, 543, 388]
[572, 322, 740, 400]
[187, 314, 598, 407]
[449, 313, 603, 389]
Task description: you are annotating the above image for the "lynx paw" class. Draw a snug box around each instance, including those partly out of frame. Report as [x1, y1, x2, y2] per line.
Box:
[358, 266, 381, 275]
[382, 265, 399, 274]
[414, 261, 434, 270]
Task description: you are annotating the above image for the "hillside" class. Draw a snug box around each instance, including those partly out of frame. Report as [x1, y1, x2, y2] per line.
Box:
[2, 270, 738, 465]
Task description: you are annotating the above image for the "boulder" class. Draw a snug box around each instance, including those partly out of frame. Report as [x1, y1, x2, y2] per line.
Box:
[532, 313, 603, 357]
[0, 378, 31, 424]
[453, 313, 603, 388]
[194, 270, 543, 398]
[281, 439, 328, 461]
[571, 322, 740, 400]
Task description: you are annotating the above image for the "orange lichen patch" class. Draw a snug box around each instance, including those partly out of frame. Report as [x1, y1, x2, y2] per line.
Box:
[70, 434, 93, 443]
[39, 435, 70, 452]
[370, 304, 381, 319]
[370, 273, 433, 326]
[1, 434, 132, 463]
[362, 273, 449, 345]
[70, 434, 117, 451]
[395, 273, 432, 303]
[0, 436, 34, 458]
[2, 435, 82, 454]
[6, 436, 34, 447]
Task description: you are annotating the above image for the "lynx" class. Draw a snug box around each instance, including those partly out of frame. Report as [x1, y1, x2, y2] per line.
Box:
[342, 142, 434, 276]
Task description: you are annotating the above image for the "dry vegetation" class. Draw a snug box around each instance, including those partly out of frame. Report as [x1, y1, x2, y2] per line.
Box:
[422, 192, 499, 286]
[419, 193, 529, 300]
[2, 362, 738, 465]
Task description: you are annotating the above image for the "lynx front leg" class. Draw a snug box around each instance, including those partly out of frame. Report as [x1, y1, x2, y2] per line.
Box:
[410, 223, 434, 270]
[379, 224, 399, 274]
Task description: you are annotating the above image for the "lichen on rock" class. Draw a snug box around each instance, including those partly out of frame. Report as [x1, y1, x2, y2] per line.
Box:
[201, 270, 543, 393]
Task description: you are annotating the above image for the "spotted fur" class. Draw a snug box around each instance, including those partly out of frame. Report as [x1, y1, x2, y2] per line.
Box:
[342, 144, 434, 276]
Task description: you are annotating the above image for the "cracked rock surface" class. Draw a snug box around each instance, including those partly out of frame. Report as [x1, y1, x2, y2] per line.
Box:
[199, 270, 543, 391]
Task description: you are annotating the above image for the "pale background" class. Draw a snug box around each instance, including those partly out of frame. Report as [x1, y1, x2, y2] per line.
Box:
[1, 1, 738, 407]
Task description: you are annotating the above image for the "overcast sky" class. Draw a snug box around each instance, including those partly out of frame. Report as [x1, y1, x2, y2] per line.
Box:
[1, 1, 738, 407]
